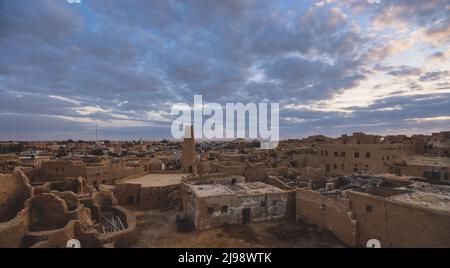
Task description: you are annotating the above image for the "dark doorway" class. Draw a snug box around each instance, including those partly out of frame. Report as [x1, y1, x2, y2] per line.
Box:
[242, 208, 250, 225]
[126, 195, 135, 205]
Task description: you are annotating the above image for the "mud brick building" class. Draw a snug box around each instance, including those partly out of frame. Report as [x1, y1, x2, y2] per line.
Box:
[182, 178, 296, 230]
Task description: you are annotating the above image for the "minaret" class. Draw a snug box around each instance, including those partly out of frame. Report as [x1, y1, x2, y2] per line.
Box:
[95, 124, 99, 145]
[181, 125, 196, 173]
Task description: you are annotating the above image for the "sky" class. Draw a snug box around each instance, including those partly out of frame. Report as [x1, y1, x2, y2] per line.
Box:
[0, 0, 449, 141]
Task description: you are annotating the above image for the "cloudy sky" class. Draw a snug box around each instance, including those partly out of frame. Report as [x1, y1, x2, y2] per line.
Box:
[0, 0, 449, 140]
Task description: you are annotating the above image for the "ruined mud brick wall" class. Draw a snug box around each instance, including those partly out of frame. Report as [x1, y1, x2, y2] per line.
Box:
[26, 220, 79, 248]
[0, 209, 29, 248]
[183, 172, 226, 181]
[264, 175, 293, 190]
[198, 161, 214, 174]
[26, 193, 75, 232]
[113, 183, 141, 206]
[99, 206, 138, 248]
[266, 167, 289, 175]
[179, 182, 197, 220]
[264, 176, 296, 220]
[23, 168, 40, 182]
[0, 154, 20, 174]
[0, 171, 33, 248]
[39, 160, 146, 186]
[347, 191, 450, 247]
[139, 184, 179, 209]
[35, 177, 92, 197]
[217, 165, 247, 175]
[296, 188, 357, 246]
[85, 164, 145, 186]
[2, 193, 99, 248]
[1, 170, 138, 248]
[30, 220, 103, 248]
[244, 165, 269, 182]
[201, 175, 245, 185]
[395, 164, 449, 180]
[292, 154, 320, 169]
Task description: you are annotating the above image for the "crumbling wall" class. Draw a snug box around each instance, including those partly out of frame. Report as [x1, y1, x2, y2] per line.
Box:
[79, 198, 101, 222]
[26, 193, 72, 232]
[0, 171, 33, 247]
[179, 182, 195, 216]
[295, 166, 326, 184]
[93, 190, 119, 210]
[244, 166, 268, 181]
[113, 183, 141, 206]
[292, 154, 320, 169]
[296, 188, 357, 246]
[139, 184, 179, 210]
[217, 165, 247, 175]
[0, 209, 28, 248]
[52, 191, 79, 211]
[100, 206, 138, 248]
[39, 160, 87, 181]
[1, 170, 137, 248]
[264, 175, 294, 190]
[51, 177, 91, 195]
[263, 176, 296, 220]
[198, 161, 213, 174]
[85, 164, 145, 185]
[26, 220, 78, 248]
[0, 171, 33, 222]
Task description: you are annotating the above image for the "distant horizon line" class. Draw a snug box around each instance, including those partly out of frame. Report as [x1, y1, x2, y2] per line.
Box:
[1, 129, 449, 143]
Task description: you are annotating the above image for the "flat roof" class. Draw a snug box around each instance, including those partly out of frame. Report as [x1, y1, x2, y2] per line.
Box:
[386, 181, 450, 212]
[190, 184, 235, 198]
[123, 173, 188, 187]
[388, 191, 450, 212]
[189, 181, 286, 198]
[406, 156, 450, 167]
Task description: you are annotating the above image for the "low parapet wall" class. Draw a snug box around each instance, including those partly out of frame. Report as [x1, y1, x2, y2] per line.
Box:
[99, 206, 138, 248]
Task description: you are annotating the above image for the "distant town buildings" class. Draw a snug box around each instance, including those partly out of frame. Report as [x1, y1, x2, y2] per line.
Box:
[1, 130, 449, 247]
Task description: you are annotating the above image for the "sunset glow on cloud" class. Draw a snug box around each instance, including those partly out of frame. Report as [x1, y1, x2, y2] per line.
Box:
[0, 0, 449, 140]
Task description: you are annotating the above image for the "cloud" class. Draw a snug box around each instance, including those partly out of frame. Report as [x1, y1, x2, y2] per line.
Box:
[387, 66, 422, 77]
[419, 71, 450, 82]
[0, 0, 448, 139]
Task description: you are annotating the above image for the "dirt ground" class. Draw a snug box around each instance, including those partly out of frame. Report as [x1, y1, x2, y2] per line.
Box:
[127, 207, 346, 248]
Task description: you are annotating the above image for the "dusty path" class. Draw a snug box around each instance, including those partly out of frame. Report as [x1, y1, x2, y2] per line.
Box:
[127, 208, 346, 248]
